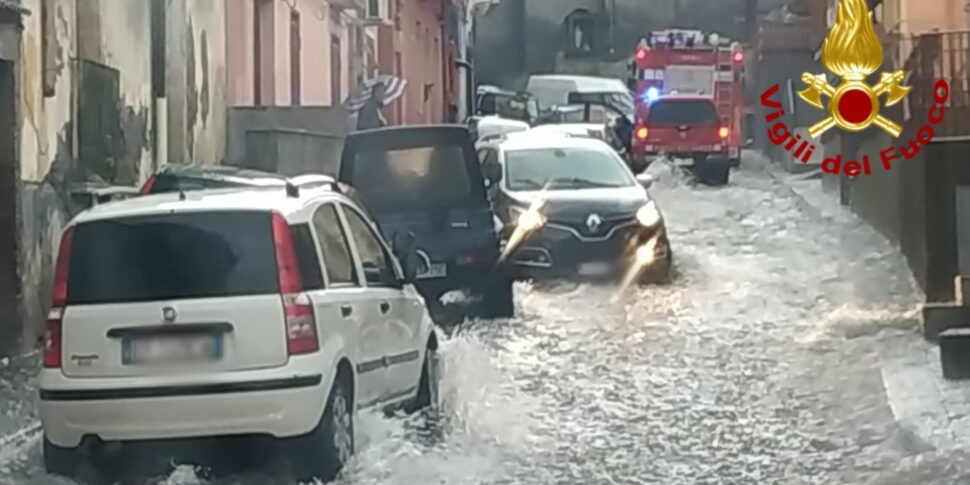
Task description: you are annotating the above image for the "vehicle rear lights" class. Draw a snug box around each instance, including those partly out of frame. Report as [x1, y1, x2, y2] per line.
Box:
[45, 227, 74, 368]
[139, 176, 156, 194]
[636, 127, 649, 140]
[636, 48, 647, 61]
[719, 127, 729, 139]
[272, 213, 319, 355]
[733, 51, 744, 63]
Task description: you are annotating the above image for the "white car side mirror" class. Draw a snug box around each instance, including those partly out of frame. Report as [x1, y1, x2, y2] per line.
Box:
[636, 173, 655, 189]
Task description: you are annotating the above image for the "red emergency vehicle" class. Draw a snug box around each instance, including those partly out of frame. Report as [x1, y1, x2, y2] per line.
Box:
[628, 30, 745, 170]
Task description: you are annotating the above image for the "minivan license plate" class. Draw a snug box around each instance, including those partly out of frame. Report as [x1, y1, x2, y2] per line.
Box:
[123, 335, 222, 365]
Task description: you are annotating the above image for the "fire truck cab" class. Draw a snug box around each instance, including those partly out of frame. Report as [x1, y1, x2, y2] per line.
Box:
[628, 29, 745, 177]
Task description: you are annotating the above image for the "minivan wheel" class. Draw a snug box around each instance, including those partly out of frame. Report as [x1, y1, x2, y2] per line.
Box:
[290, 377, 354, 482]
[43, 437, 84, 479]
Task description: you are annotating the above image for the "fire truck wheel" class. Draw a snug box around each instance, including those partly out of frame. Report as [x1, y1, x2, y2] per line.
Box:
[694, 157, 731, 186]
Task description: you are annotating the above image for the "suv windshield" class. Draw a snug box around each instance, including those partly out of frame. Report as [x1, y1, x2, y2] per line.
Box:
[349, 144, 474, 210]
[647, 99, 719, 125]
[67, 211, 279, 304]
[505, 147, 635, 191]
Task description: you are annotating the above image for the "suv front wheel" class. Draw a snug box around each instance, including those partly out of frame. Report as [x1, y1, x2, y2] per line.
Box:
[290, 375, 354, 482]
[481, 275, 515, 318]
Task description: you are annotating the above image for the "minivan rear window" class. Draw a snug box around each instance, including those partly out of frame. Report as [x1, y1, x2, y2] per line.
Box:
[350, 145, 473, 210]
[647, 100, 719, 125]
[67, 211, 279, 304]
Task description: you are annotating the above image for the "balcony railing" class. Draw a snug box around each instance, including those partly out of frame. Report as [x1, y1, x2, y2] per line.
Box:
[903, 30, 970, 138]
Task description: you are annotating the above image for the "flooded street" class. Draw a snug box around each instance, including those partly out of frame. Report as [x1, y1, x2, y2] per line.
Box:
[4, 158, 970, 484]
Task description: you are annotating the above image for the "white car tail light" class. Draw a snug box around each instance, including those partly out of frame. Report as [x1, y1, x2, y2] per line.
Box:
[44, 227, 74, 368]
[272, 213, 319, 355]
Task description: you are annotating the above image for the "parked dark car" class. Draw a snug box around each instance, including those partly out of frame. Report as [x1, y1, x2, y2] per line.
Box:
[339, 125, 515, 321]
[476, 133, 672, 283]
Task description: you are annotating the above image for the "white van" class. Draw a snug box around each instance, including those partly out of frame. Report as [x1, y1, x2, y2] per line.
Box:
[526, 74, 633, 113]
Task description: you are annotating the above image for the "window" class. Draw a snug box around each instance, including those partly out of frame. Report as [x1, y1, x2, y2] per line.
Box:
[150, 0, 166, 98]
[342, 207, 397, 287]
[67, 212, 279, 304]
[312, 204, 359, 287]
[477, 148, 497, 165]
[505, 147, 635, 192]
[367, 0, 380, 18]
[42, 1, 57, 97]
[331, 35, 342, 105]
[291, 223, 324, 290]
[254, 0, 263, 105]
[647, 100, 720, 125]
[350, 145, 473, 210]
[290, 10, 302, 105]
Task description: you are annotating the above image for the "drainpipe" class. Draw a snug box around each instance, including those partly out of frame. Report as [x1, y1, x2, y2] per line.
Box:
[609, 0, 617, 54]
[456, 59, 474, 118]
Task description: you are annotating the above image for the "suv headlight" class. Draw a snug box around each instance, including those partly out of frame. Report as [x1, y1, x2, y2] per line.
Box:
[636, 200, 662, 227]
[509, 205, 545, 232]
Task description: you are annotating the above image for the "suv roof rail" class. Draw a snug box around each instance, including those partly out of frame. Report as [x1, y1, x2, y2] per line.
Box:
[282, 174, 346, 198]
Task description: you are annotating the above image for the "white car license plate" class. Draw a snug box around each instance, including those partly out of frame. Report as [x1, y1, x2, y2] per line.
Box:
[418, 263, 447, 280]
[124, 335, 222, 365]
[578, 262, 611, 276]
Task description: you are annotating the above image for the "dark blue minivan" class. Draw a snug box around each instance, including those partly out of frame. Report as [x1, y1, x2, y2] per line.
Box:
[339, 125, 514, 321]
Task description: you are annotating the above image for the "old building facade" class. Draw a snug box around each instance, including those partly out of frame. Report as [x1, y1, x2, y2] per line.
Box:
[1, 0, 227, 357]
[473, 0, 748, 88]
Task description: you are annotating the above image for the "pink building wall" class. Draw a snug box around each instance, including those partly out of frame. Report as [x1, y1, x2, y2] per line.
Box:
[226, 0, 349, 107]
[384, 0, 456, 125]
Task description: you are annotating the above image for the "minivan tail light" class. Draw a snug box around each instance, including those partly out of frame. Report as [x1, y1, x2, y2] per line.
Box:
[45, 227, 73, 368]
[718, 127, 729, 139]
[271, 213, 319, 355]
[636, 127, 649, 140]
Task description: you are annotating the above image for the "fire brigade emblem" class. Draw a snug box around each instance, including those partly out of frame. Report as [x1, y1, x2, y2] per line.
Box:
[798, 0, 911, 138]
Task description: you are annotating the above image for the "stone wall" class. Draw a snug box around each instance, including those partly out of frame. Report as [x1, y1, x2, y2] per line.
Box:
[226, 105, 349, 176]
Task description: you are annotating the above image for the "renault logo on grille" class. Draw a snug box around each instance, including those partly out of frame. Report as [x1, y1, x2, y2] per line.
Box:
[162, 307, 177, 323]
[586, 214, 603, 233]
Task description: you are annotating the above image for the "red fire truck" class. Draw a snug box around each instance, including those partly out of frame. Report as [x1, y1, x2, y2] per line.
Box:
[628, 30, 746, 172]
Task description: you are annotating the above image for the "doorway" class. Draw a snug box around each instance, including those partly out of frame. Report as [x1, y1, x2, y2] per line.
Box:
[0, 60, 20, 353]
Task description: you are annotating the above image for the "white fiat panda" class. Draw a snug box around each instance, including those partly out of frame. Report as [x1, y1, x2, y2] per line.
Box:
[38, 183, 440, 482]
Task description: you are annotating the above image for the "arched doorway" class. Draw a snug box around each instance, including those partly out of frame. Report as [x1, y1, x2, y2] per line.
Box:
[563, 9, 597, 58]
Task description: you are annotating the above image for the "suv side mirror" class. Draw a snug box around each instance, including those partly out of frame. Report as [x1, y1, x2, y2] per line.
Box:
[636, 173, 655, 189]
[392, 231, 419, 283]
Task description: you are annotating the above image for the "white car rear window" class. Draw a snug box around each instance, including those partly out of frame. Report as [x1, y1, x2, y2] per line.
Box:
[67, 211, 279, 304]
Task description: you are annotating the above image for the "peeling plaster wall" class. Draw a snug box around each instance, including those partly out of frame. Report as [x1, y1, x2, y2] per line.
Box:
[167, 0, 227, 165]
[17, 0, 76, 352]
[14, 0, 156, 353]
[77, 0, 152, 186]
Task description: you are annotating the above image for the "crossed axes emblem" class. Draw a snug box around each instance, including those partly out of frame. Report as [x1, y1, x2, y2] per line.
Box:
[798, 70, 912, 139]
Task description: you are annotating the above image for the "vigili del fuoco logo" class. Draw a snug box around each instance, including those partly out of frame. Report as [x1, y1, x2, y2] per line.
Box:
[760, 0, 950, 177]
